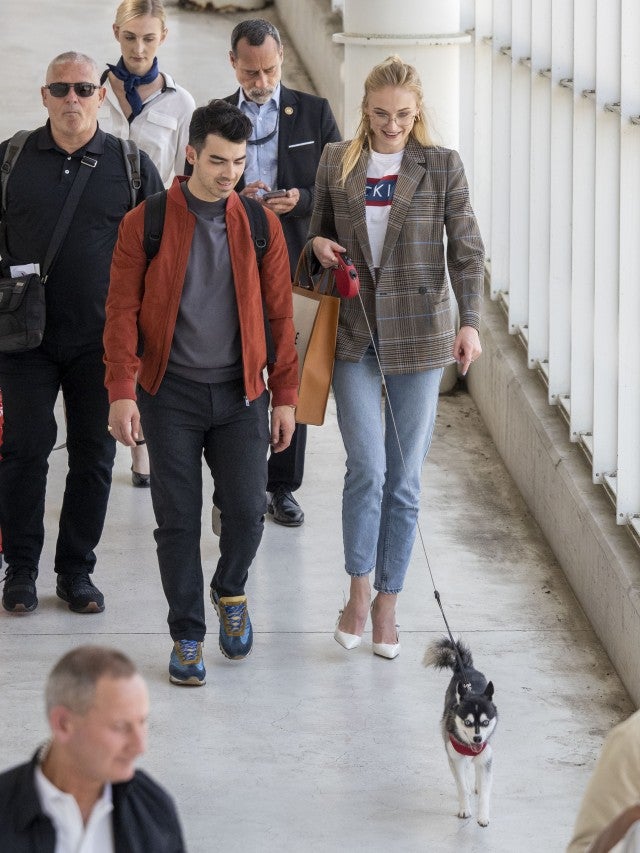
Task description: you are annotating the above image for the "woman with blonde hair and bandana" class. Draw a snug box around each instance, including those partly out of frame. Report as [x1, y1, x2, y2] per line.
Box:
[99, 0, 195, 487]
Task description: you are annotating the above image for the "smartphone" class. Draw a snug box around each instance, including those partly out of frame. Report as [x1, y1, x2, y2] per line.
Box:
[262, 189, 287, 200]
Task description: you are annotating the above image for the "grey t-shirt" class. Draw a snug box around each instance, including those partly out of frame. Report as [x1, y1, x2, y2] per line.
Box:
[167, 183, 243, 384]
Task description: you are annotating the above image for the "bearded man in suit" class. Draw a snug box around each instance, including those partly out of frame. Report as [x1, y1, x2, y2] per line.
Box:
[223, 18, 341, 527]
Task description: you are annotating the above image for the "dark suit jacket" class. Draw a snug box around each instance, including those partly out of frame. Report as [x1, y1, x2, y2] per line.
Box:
[225, 84, 341, 276]
[0, 752, 186, 852]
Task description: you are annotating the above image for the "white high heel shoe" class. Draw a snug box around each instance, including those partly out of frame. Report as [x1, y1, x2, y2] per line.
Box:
[371, 602, 400, 659]
[372, 634, 400, 659]
[333, 610, 362, 650]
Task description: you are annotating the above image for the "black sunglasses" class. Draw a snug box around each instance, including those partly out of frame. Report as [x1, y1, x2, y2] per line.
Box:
[45, 82, 100, 98]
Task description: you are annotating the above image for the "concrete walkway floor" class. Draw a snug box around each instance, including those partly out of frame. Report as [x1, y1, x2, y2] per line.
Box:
[0, 389, 632, 852]
[0, 2, 634, 851]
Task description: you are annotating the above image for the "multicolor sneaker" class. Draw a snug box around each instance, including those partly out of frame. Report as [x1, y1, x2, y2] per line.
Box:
[210, 590, 253, 660]
[169, 640, 206, 686]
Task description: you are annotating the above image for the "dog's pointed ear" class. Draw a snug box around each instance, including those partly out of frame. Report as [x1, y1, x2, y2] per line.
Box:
[456, 681, 468, 702]
[484, 681, 494, 701]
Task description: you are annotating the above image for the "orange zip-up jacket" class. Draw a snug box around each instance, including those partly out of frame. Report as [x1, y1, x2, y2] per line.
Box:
[104, 177, 298, 408]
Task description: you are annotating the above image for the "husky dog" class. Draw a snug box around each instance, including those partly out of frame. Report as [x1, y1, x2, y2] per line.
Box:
[424, 637, 498, 827]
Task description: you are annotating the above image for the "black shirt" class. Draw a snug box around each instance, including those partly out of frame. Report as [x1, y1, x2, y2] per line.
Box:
[0, 122, 163, 346]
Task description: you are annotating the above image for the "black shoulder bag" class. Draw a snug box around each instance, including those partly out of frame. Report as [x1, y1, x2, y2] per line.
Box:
[0, 146, 99, 352]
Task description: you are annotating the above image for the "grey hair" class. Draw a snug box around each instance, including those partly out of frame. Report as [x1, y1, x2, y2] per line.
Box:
[46, 52, 101, 82]
[230, 19, 282, 55]
[45, 645, 138, 715]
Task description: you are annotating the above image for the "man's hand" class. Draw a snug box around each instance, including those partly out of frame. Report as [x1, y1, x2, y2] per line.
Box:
[270, 405, 296, 453]
[263, 188, 300, 215]
[240, 179, 270, 201]
[108, 399, 142, 447]
[453, 326, 482, 376]
[241, 181, 300, 215]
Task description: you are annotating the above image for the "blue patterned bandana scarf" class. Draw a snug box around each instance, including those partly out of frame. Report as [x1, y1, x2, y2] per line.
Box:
[106, 56, 159, 119]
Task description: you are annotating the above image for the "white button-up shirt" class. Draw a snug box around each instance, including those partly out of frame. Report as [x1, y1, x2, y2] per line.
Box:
[34, 765, 115, 853]
[98, 71, 195, 186]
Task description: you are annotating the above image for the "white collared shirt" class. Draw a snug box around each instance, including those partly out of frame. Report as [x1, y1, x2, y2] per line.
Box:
[98, 71, 195, 186]
[34, 765, 115, 853]
[238, 84, 280, 192]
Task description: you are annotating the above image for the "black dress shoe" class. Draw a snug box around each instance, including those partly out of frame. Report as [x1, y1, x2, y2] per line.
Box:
[267, 487, 304, 527]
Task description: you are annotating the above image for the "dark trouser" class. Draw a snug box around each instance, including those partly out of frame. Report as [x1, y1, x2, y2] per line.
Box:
[0, 342, 115, 575]
[138, 374, 270, 642]
[266, 422, 306, 492]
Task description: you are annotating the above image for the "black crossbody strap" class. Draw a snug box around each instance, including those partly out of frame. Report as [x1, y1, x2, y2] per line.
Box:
[41, 153, 99, 281]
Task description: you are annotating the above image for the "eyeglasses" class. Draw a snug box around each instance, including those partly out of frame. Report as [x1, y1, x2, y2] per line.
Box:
[368, 111, 417, 127]
[44, 82, 100, 98]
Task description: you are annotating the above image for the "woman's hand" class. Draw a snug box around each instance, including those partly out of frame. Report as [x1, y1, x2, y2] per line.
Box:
[312, 236, 346, 269]
[453, 326, 482, 376]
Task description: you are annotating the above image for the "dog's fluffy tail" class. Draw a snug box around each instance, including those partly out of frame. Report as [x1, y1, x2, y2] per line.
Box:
[423, 637, 473, 673]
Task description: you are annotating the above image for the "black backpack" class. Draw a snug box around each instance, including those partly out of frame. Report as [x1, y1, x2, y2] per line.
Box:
[142, 191, 275, 363]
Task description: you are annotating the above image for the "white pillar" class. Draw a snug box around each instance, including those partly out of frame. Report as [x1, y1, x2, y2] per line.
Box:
[333, 0, 468, 148]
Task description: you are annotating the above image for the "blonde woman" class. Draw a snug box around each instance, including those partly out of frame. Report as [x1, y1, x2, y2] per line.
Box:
[308, 56, 485, 659]
[100, 0, 195, 485]
[100, 0, 195, 186]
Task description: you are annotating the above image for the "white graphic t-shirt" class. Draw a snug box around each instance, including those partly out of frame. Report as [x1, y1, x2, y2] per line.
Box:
[365, 149, 404, 268]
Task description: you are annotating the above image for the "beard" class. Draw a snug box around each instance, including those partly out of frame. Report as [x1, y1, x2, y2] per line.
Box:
[246, 85, 275, 105]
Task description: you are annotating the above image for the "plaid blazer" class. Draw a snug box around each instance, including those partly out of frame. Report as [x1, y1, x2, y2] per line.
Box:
[307, 138, 485, 373]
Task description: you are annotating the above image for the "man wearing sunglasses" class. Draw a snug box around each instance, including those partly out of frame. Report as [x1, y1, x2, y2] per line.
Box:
[0, 52, 163, 617]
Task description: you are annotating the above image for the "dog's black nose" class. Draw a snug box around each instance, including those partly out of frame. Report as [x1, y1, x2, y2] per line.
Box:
[473, 736, 482, 744]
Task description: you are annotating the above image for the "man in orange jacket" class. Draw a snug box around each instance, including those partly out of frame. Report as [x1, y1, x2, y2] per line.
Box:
[104, 100, 298, 686]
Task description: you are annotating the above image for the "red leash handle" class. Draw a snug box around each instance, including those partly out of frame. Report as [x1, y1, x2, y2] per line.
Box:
[333, 253, 360, 299]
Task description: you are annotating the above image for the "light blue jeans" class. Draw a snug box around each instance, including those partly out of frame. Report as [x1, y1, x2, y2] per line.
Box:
[332, 347, 443, 594]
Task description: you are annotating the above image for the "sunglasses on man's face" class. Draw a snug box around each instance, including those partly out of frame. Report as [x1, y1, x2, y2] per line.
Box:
[44, 82, 100, 98]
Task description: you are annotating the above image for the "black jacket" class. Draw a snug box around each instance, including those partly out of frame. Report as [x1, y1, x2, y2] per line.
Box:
[0, 752, 186, 852]
[225, 85, 341, 276]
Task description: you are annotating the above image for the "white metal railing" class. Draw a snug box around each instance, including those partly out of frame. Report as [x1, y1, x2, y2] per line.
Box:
[465, 0, 640, 545]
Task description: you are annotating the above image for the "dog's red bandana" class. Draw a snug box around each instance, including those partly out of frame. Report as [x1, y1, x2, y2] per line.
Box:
[449, 735, 487, 757]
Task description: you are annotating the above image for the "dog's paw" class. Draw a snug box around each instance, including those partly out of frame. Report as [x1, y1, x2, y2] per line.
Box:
[477, 816, 489, 827]
[457, 809, 472, 820]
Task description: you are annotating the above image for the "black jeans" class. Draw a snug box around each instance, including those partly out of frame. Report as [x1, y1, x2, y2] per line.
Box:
[138, 374, 270, 642]
[0, 342, 115, 575]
